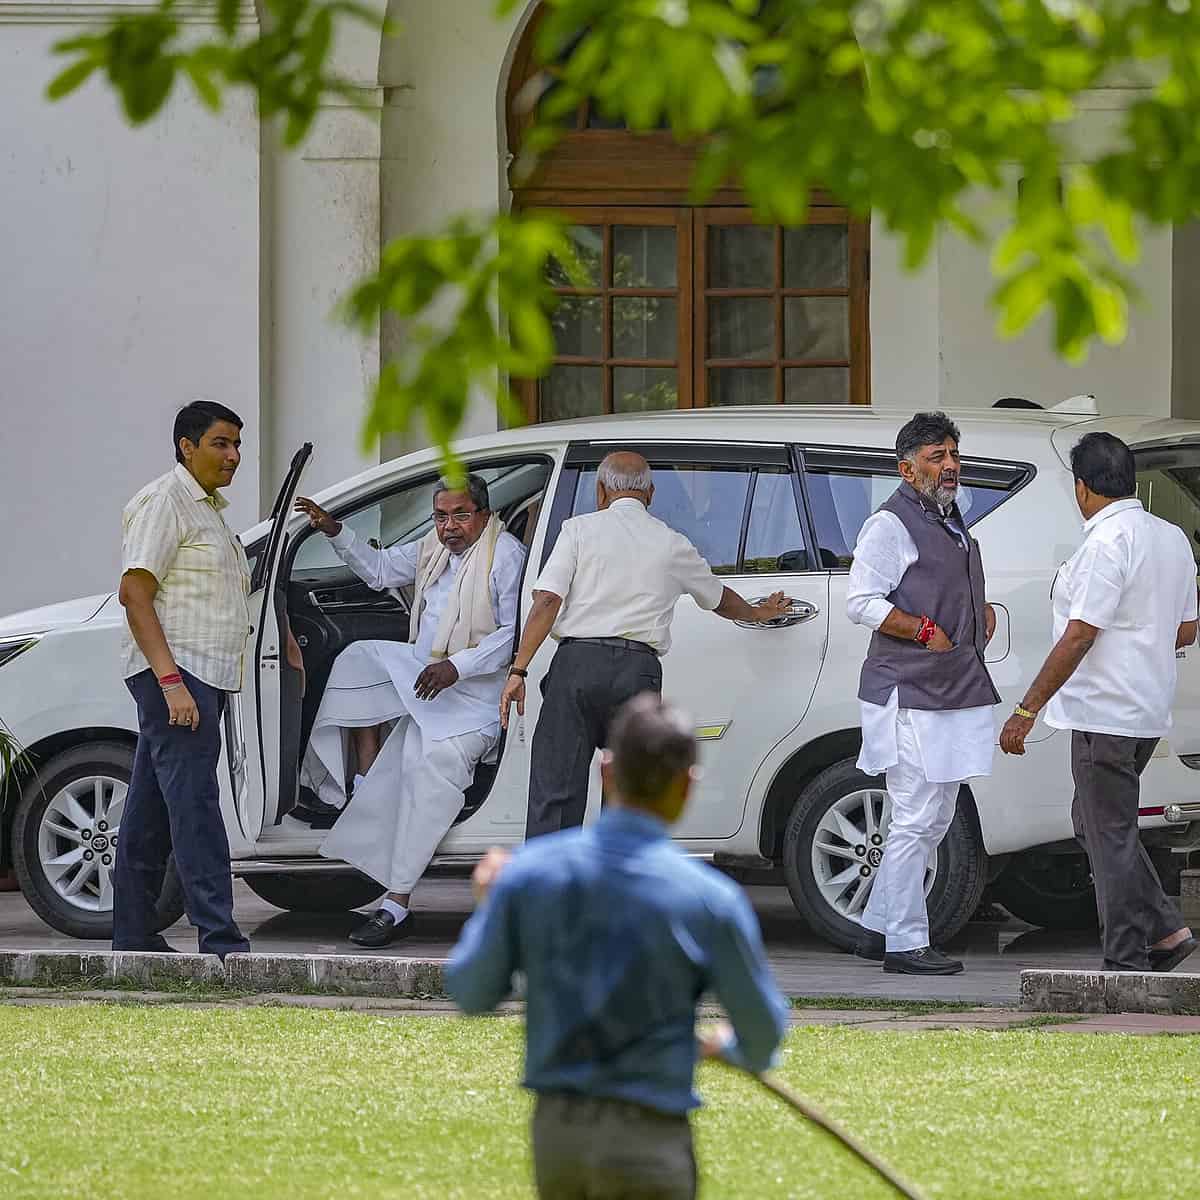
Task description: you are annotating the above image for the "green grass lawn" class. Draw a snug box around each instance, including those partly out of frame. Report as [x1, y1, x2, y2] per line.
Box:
[0, 1005, 1196, 1199]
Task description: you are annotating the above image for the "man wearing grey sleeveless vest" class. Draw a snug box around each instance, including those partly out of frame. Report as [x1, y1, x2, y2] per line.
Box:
[847, 412, 1000, 975]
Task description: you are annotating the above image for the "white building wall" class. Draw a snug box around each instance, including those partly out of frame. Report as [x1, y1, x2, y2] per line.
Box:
[0, 1, 262, 616]
[0, 0, 1186, 622]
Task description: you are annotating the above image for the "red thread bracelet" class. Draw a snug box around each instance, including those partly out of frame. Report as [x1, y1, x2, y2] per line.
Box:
[158, 672, 183, 688]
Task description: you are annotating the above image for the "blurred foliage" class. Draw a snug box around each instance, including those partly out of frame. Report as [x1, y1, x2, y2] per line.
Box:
[47, 0, 1200, 463]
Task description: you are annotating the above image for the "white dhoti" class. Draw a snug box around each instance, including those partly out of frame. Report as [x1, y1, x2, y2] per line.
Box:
[858, 695, 994, 953]
[319, 715, 497, 893]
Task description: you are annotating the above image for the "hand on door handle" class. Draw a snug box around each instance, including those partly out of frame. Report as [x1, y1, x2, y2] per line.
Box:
[734, 599, 820, 629]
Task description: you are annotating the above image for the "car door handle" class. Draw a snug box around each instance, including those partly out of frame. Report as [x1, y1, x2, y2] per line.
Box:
[734, 599, 821, 629]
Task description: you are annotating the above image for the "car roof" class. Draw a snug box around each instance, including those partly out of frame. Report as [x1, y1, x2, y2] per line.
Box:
[250, 406, 1200, 543]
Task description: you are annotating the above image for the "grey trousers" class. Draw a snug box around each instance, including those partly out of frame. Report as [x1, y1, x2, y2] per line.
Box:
[526, 641, 663, 839]
[532, 1093, 697, 1200]
[1070, 730, 1186, 972]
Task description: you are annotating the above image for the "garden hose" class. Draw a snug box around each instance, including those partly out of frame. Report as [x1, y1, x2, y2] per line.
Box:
[735, 1066, 929, 1200]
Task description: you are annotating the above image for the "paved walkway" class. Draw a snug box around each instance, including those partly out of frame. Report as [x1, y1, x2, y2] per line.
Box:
[1, 877, 1195, 1006]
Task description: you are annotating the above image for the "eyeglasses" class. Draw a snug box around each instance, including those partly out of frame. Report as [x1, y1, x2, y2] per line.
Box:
[432, 508, 480, 527]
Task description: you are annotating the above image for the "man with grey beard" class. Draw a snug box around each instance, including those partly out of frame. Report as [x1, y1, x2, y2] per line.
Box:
[846, 412, 1000, 975]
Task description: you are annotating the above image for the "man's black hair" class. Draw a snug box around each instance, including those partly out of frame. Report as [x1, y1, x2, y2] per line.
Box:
[607, 693, 697, 808]
[895, 411, 961, 462]
[1069, 431, 1136, 500]
[433, 473, 491, 512]
[174, 401, 244, 464]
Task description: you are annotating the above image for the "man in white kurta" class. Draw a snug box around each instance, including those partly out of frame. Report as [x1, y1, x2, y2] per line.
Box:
[846, 413, 999, 976]
[295, 477, 524, 947]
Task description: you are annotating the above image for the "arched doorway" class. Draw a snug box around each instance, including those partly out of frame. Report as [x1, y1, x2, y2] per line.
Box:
[505, 9, 871, 423]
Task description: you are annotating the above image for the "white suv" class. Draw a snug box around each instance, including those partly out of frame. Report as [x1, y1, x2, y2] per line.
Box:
[3, 406, 1200, 946]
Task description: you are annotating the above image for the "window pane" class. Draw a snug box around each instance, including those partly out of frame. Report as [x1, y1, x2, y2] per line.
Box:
[708, 226, 774, 288]
[547, 225, 602, 287]
[785, 367, 850, 406]
[709, 367, 775, 406]
[541, 365, 603, 422]
[613, 226, 677, 287]
[613, 297, 678, 359]
[613, 367, 678, 412]
[744, 470, 809, 573]
[708, 297, 774, 359]
[1136, 455, 1200, 570]
[805, 469, 1011, 568]
[784, 225, 848, 288]
[552, 295, 602, 358]
[572, 463, 752, 574]
[785, 297, 849, 360]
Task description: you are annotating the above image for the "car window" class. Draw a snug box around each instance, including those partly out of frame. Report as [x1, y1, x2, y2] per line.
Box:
[291, 461, 552, 573]
[571, 463, 809, 574]
[805, 467, 1013, 569]
[1135, 448, 1200, 572]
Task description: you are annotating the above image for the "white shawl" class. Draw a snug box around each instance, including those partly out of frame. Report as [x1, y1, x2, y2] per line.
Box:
[409, 514, 503, 659]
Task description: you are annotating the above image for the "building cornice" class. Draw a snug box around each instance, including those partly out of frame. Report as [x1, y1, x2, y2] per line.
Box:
[0, 1, 257, 24]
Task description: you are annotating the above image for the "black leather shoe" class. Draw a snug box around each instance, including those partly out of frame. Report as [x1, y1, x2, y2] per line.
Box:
[348, 910, 414, 949]
[294, 787, 342, 830]
[1149, 936, 1198, 973]
[852, 932, 886, 962]
[884, 947, 964, 975]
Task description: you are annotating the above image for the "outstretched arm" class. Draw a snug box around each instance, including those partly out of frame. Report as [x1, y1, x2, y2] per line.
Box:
[1000, 619, 1099, 754]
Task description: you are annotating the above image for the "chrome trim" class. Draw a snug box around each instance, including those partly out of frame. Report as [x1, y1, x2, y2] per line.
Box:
[0, 634, 42, 669]
[1163, 803, 1200, 824]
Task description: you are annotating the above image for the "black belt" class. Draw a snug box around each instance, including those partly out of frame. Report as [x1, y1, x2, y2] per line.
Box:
[559, 636, 659, 657]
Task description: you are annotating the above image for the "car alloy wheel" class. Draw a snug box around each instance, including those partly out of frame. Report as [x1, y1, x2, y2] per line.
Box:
[38, 774, 127, 913]
[809, 785, 935, 924]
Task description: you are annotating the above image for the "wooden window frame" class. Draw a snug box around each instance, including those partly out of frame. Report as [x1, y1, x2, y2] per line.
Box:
[506, 6, 870, 418]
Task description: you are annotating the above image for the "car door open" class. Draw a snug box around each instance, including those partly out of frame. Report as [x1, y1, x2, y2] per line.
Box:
[230, 443, 312, 845]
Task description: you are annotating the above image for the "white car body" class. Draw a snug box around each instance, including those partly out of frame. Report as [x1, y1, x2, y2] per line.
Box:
[3, 406, 1200, 943]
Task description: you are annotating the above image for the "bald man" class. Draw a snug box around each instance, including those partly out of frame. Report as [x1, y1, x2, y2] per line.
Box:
[501, 451, 789, 839]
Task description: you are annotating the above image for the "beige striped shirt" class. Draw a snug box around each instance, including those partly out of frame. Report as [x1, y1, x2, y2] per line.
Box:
[120, 464, 252, 691]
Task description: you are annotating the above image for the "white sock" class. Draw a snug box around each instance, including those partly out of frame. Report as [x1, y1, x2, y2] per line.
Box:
[352, 773, 366, 795]
[380, 898, 408, 922]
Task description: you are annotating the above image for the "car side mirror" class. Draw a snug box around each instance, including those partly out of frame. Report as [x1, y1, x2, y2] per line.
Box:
[777, 550, 809, 572]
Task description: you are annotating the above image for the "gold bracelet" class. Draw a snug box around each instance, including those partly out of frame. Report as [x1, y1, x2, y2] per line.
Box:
[1013, 705, 1036, 720]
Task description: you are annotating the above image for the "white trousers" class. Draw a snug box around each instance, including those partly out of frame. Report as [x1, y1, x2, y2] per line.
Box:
[319, 715, 496, 894]
[861, 712, 962, 953]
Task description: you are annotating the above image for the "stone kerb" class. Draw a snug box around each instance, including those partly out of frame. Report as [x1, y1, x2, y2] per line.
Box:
[1020, 968, 1200, 1015]
[0, 950, 449, 998]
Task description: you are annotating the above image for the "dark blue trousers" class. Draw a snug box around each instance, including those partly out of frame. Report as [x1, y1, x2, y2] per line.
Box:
[113, 668, 249, 959]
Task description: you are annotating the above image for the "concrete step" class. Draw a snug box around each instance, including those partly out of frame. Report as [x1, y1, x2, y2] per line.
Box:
[1020, 967, 1200, 1014]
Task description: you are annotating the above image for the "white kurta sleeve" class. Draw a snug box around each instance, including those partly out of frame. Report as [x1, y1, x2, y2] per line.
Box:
[846, 512, 918, 631]
[329, 526, 420, 591]
[449, 537, 526, 680]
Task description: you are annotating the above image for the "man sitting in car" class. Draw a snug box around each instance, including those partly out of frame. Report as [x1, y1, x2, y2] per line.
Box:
[294, 476, 525, 947]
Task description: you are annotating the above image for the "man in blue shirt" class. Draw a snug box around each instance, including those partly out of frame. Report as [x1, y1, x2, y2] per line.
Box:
[447, 693, 789, 1200]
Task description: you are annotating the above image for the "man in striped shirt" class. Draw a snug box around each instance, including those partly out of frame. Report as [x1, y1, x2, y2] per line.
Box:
[112, 400, 253, 959]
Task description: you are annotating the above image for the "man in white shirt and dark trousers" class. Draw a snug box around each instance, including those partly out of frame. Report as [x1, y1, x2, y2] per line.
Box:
[500, 451, 788, 839]
[1001, 432, 1198, 973]
[847, 412, 1000, 976]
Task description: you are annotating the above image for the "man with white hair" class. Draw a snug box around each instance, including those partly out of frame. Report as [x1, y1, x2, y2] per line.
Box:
[500, 450, 789, 839]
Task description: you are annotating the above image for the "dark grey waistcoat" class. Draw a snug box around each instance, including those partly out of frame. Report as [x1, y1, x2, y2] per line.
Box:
[858, 482, 1000, 711]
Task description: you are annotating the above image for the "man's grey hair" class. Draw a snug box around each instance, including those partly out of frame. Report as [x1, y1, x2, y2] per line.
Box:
[895, 411, 961, 463]
[433, 473, 490, 512]
[598, 453, 653, 494]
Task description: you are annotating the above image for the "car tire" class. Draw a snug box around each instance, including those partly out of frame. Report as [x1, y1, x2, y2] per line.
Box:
[991, 849, 1099, 930]
[12, 741, 186, 940]
[782, 758, 989, 952]
[241, 871, 386, 913]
